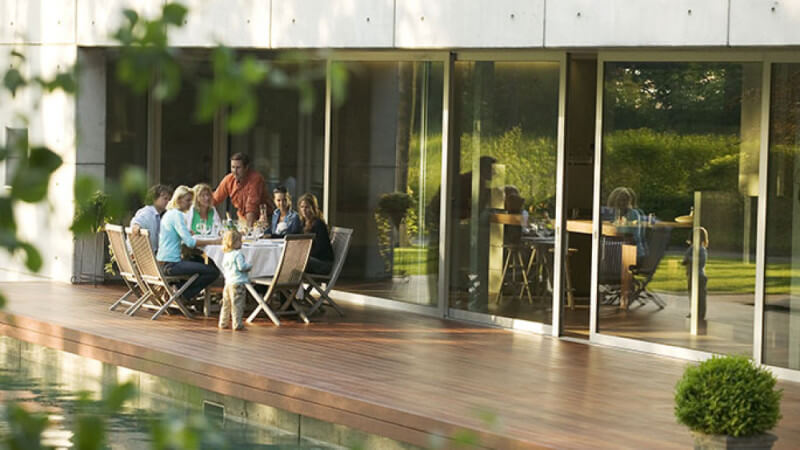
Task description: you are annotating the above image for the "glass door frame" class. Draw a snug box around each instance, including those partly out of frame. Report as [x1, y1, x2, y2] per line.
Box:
[591, 50, 800, 382]
[443, 50, 568, 336]
[323, 50, 451, 317]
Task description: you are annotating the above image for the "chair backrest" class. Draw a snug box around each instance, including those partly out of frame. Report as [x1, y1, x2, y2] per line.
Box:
[636, 226, 672, 275]
[599, 236, 624, 285]
[273, 234, 313, 287]
[105, 224, 138, 281]
[328, 226, 353, 285]
[126, 227, 163, 284]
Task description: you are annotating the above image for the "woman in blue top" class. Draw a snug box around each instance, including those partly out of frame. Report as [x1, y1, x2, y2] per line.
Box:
[157, 185, 221, 308]
[270, 186, 302, 237]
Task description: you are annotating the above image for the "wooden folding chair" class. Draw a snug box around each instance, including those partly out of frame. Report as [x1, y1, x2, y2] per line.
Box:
[125, 227, 197, 320]
[105, 224, 154, 313]
[246, 234, 313, 326]
[302, 226, 352, 317]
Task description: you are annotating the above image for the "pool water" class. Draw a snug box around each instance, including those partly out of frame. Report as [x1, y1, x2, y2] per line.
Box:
[0, 336, 413, 449]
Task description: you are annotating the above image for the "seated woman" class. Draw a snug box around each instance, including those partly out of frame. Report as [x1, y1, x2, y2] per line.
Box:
[187, 183, 222, 236]
[297, 193, 334, 275]
[157, 185, 221, 307]
[606, 186, 647, 259]
[270, 186, 302, 237]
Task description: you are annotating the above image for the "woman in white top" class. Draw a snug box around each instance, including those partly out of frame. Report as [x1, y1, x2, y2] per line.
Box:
[186, 183, 222, 236]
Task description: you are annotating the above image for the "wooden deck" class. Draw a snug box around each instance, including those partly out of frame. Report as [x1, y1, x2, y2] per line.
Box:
[1, 282, 799, 449]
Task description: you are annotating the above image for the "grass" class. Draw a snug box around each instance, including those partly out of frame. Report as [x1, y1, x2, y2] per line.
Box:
[390, 246, 800, 294]
[392, 246, 438, 276]
[647, 255, 799, 295]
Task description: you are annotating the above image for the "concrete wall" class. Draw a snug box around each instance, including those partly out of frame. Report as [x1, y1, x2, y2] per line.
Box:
[0, 0, 794, 49]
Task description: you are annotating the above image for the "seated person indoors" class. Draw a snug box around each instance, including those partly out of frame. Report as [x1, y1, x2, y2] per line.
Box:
[130, 184, 173, 251]
[270, 186, 301, 237]
[187, 183, 222, 236]
[297, 193, 334, 275]
[605, 186, 648, 259]
[157, 185, 221, 308]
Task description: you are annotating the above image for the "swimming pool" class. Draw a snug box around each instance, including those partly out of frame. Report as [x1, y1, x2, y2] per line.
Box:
[0, 336, 419, 449]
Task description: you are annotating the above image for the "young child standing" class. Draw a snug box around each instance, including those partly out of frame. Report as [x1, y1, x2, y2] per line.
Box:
[220, 229, 251, 330]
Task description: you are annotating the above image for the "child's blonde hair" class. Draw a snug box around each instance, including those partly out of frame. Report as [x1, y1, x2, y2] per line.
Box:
[223, 229, 242, 252]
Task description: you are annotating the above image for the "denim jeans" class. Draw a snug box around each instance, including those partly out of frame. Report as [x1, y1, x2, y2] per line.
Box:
[161, 260, 220, 301]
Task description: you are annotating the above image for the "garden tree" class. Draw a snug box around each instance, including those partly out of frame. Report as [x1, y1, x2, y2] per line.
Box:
[0, 2, 346, 448]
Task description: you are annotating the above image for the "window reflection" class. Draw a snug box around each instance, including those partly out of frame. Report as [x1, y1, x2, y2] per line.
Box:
[764, 63, 800, 370]
[331, 61, 443, 306]
[448, 61, 560, 323]
[599, 62, 759, 355]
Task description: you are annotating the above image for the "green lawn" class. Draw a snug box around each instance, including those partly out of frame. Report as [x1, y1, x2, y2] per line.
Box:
[648, 255, 800, 295]
[392, 246, 438, 276]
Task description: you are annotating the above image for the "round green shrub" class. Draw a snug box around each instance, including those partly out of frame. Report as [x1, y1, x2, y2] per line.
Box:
[674, 355, 782, 437]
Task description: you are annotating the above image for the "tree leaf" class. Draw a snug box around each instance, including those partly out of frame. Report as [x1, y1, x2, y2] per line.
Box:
[122, 9, 139, 25]
[19, 242, 42, 272]
[162, 3, 188, 27]
[3, 68, 26, 97]
[104, 381, 136, 413]
[11, 146, 62, 202]
[0, 197, 15, 232]
[227, 97, 256, 134]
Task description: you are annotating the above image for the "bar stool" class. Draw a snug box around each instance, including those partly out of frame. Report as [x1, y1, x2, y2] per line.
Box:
[541, 246, 578, 309]
[494, 241, 534, 304]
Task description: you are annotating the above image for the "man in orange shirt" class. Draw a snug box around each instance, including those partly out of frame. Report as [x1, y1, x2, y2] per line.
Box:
[213, 153, 272, 227]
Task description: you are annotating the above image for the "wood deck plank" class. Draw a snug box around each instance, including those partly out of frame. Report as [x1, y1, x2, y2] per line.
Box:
[0, 282, 798, 449]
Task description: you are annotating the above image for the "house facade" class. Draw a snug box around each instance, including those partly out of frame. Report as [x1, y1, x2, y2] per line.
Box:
[2, 0, 800, 381]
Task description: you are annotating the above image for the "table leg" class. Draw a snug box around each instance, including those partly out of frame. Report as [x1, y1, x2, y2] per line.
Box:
[620, 244, 637, 309]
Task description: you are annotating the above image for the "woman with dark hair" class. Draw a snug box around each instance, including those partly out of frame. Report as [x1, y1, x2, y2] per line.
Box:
[297, 193, 334, 275]
[270, 186, 302, 237]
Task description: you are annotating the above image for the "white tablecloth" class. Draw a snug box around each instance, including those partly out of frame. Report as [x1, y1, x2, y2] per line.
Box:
[204, 239, 284, 278]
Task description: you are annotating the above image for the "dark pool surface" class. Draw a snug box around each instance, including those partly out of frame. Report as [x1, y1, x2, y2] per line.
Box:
[0, 337, 340, 449]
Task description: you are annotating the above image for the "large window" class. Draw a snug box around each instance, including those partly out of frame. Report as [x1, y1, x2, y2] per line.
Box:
[764, 63, 800, 370]
[599, 62, 761, 355]
[330, 61, 444, 306]
[231, 61, 326, 203]
[448, 61, 560, 322]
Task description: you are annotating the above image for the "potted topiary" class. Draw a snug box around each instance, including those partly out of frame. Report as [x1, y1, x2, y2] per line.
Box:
[674, 355, 783, 449]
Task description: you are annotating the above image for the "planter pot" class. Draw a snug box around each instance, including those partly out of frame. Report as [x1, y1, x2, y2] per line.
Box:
[692, 431, 777, 450]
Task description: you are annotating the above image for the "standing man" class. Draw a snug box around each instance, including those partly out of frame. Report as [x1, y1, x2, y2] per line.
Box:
[213, 153, 272, 227]
[130, 184, 173, 251]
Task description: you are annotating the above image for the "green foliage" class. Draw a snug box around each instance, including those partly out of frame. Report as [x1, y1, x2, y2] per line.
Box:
[113, 4, 187, 100]
[1, 403, 50, 450]
[71, 167, 146, 236]
[459, 127, 557, 210]
[148, 413, 227, 450]
[603, 129, 740, 223]
[675, 355, 782, 437]
[376, 192, 412, 228]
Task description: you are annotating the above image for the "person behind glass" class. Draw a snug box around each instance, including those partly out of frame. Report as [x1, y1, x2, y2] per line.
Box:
[220, 229, 251, 330]
[212, 153, 268, 228]
[187, 183, 222, 236]
[270, 186, 301, 237]
[130, 184, 173, 251]
[297, 193, 334, 275]
[606, 186, 648, 259]
[157, 185, 221, 308]
[682, 227, 708, 321]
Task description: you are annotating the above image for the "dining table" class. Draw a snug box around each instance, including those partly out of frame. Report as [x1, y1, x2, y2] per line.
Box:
[204, 238, 285, 278]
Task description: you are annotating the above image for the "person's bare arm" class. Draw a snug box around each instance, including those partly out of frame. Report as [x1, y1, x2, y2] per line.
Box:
[130, 223, 141, 235]
[245, 212, 257, 228]
[194, 237, 222, 248]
